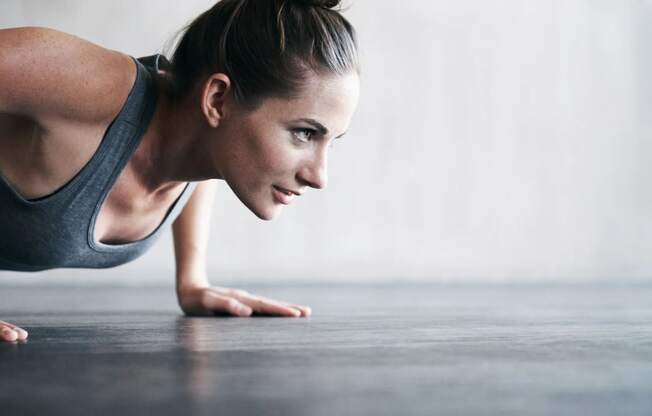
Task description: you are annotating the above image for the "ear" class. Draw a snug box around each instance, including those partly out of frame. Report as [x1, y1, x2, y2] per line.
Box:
[201, 73, 232, 128]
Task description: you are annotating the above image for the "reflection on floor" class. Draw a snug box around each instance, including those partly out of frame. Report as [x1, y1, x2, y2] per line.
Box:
[1, 282, 651, 415]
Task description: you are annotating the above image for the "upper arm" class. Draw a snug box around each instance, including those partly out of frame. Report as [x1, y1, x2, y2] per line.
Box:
[0, 26, 135, 127]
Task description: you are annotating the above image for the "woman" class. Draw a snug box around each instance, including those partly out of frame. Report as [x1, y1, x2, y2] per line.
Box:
[0, 0, 360, 342]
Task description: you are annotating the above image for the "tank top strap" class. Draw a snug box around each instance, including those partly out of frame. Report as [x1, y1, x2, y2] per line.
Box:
[79, 55, 158, 194]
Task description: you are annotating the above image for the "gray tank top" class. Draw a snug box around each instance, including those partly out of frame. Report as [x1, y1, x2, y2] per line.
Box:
[0, 54, 197, 272]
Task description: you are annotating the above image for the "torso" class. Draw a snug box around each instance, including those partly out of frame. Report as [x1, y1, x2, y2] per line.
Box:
[0, 55, 185, 245]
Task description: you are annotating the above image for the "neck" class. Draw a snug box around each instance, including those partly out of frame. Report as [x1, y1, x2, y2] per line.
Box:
[131, 84, 223, 196]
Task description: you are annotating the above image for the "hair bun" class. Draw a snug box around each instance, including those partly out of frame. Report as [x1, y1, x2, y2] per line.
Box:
[292, 0, 341, 9]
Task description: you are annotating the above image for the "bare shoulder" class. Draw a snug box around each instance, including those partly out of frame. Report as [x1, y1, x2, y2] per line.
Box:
[0, 26, 136, 130]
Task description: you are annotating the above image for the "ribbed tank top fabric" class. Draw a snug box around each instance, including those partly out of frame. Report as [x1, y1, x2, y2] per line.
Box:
[0, 55, 197, 272]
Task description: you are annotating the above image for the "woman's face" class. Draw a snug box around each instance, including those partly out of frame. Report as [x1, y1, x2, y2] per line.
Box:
[209, 71, 360, 220]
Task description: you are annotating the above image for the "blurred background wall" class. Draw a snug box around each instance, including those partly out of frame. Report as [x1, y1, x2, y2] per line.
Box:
[1, 0, 650, 285]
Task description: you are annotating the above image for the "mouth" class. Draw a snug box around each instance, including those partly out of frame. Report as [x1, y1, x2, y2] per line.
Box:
[273, 186, 297, 205]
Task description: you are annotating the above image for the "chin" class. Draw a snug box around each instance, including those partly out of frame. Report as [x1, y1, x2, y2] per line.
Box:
[250, 203, 282, 221]
[228, 184, 281, 221]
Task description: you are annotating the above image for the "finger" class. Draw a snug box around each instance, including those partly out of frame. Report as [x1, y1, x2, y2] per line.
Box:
[1, 326, 18, 342]
[13, 327, 29, 340]
[288, 304, 311, 317]
[273, 302, 311, 317]
[202, 291, 252, 317]
[242, 296, 302, 317]
[229, 292, 301, 317]
[0, 322, 28, 341]
[264, 299, 311, 317]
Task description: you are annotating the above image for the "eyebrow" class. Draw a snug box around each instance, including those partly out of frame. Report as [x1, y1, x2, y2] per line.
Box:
[295, 118, 348, 138]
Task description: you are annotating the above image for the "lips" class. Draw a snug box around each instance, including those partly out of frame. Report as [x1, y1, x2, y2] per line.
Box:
[273, 186, 296, 205]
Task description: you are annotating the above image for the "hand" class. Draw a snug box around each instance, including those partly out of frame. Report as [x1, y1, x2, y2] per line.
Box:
[0, 320, 29, 342]
[177, 285, 312, 318]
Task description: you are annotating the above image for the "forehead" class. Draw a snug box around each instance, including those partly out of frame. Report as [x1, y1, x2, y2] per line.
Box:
[293, 71, 360, 108]
[251, 71, 360, 128]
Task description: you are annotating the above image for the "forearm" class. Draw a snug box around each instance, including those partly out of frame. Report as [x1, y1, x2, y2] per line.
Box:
[172, 225, 210, 290]
[172, 180, 217, 294]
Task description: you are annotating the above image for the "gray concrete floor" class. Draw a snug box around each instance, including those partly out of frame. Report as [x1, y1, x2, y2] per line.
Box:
[0, 282, 651, 416]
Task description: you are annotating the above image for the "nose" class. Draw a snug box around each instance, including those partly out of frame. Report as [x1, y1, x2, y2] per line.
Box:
[297, 147, 329, 190]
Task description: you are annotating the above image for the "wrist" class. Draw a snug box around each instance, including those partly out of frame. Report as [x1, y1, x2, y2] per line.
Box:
[176, 270, 210, 295]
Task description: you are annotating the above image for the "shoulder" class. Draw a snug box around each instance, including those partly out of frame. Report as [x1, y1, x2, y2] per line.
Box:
[0, 26, 136, 131]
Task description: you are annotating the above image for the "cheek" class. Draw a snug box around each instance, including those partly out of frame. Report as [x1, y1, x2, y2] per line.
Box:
[245, 134, 298, 176]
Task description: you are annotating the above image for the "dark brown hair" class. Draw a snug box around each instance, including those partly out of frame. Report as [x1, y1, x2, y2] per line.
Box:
[164, 0, 359, 111]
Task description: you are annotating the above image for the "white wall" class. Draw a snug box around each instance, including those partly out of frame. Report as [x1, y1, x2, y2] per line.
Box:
[1, 0, 650, 285]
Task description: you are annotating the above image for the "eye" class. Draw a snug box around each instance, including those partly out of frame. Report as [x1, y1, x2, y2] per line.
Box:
[292, 128, 317, 143]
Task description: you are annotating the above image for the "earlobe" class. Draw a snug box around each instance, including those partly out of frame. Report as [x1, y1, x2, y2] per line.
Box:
[201, 73, 231, 128]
